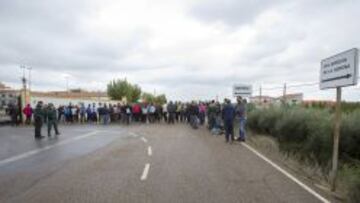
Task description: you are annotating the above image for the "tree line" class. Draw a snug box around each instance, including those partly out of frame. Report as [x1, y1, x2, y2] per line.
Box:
[107, 79, 167, 105]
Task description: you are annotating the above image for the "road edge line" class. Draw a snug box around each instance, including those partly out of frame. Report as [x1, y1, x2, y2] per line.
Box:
[141, 163, 150, 181]
[141, 137, 148, 143]
[0, 131, 99, 167]
[241, 142, 330, 203]
[148, 146, 152, 156]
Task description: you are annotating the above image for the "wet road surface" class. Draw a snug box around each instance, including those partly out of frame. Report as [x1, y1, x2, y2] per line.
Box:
[0, 124, 331, 203]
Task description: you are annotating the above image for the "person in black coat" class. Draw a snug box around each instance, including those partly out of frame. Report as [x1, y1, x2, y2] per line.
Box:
[222, 99, 236, 143]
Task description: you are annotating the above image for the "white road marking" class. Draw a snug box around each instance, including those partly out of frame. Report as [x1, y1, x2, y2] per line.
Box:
[141, 137, 148, 143]
[0, 131, 99, 167]
[130, 132, 139, 137]
[148, 146, 152, 156]
[141, 163, 150, 181]
[241, 143, 330, 203]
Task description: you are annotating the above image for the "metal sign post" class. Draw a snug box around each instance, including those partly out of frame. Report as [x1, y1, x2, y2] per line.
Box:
[330, 87, 342, 191]
[320, 48, 358, 191]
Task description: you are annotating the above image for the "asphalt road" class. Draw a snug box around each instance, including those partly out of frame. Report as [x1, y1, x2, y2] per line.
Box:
[0, 123, 332, 203]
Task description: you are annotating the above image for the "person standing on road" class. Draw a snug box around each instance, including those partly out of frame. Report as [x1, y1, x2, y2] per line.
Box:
[125, 103, 132, 124]
[86, 104, 92, 123]
[235, 97, 247, 142]
[162, 102, 168, 122]
[79, 103, 86, 123]
[222, 99, 236, 143]
[91, 103, 97, 123]
[167, 101, 176, 124]
[199, 102, 206, 125]
[47, 103, 60, 137]
[132, 103, 141, 122]
[148, 103, 156, 123]
[34, 101, 45, 139]
[8, 103, 18, 126]
[103, 103, 110, 125]
[207, 100, 215, 130]
[57, 105, 65, 123]
[189, 101, 200, 129]
[23, 104, 33, 125]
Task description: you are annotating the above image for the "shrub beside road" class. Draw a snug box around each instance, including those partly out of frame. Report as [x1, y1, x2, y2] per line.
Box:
[247, 106, 360, 202]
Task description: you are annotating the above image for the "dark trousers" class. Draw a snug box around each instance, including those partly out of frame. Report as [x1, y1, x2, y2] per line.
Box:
[224, 120, 234, 142]
[163, 113, 167, 122]
[168, 113, 175, 124]
[25, 116, 32, 125]
[199, 112, 205, 125]
[34, 120, 43, 138]
[48, 120, 59, 136]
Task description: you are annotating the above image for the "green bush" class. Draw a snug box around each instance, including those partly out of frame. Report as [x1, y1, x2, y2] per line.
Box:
[258, 107, 283, 135]
[340, 110, 360, 161]
[247, 106, 360, 199]
[301, 109, 333, 168]
[275, 108, 310, 153]
[248, 107, 333, 167]
[341, 166, 360, 203]
[247, 108, 263, 132]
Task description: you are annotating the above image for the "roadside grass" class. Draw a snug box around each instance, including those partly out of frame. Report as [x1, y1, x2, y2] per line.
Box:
[245, 106, 360, 202]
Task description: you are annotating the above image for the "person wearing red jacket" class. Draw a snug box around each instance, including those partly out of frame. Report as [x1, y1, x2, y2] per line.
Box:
[23, 104, 33, 125]
[132, 103, 141, 122]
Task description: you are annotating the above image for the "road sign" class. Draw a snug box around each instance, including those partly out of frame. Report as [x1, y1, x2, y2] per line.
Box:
[233, 84, 252, 97]
[320, 48, 358, 89]
[320, 48, 359, 192]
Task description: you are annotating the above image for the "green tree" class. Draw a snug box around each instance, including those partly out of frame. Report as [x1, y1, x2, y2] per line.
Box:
[141, 93, 167, 105]
[128, 84, 142, 103]
[107, 79, 142, 102]
[154, 94, 167, 105]
[142, 92, 155, 103]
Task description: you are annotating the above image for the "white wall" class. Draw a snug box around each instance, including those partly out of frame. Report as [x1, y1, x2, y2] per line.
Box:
[30, 96, 121, 108]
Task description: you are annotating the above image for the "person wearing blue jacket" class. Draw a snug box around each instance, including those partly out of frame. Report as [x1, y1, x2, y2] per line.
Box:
[222, 99, 236, 143]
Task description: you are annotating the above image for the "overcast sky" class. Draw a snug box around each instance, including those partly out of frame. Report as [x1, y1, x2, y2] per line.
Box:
[0, 0, 359, 101]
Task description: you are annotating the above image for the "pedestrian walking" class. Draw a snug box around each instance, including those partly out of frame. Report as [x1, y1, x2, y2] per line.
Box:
[47, 103, 60, 137]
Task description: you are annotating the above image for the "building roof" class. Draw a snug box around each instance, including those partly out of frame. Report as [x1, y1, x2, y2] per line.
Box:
[31, 90, 108, 99]
[277, 93, 303, 100]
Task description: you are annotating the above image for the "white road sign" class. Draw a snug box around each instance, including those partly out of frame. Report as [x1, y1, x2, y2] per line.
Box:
[233, 84, 252, 97]
[320, 48, 358, 89]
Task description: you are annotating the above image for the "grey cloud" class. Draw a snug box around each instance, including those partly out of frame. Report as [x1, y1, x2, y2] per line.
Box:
[0, 0, 152, 74]
[190, 0, 284, 26]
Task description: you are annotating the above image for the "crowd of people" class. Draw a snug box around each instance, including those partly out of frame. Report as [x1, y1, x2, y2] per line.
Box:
[8, 97, 248, 143]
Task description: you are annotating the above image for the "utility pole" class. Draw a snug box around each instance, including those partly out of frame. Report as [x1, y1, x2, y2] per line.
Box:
[65, 76, 69, 97]
[27, 66, 32, 92]
[259, 85, 262, 105]
[20, 65, 27, 90]
[283, 83, 287, 105]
